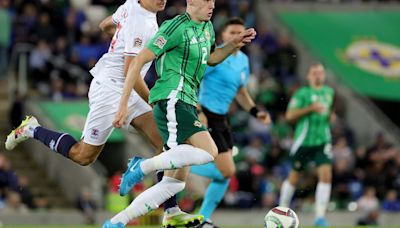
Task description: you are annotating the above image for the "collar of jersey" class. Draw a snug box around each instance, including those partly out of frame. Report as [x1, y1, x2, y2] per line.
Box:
[136, 1, 156, 18]
[185, 12, 206, 27]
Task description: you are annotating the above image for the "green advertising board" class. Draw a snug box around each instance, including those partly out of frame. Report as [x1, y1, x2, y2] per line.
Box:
[39, 101, 124, 142]
[279, 11, 400, 100]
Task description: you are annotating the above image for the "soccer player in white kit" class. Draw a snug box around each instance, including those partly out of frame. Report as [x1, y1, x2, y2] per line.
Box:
[6, 0, 162, 165]
[6, 1, 204, 226]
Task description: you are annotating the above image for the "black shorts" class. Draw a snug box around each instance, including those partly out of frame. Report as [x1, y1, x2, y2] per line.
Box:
[203, 107, 233, 153]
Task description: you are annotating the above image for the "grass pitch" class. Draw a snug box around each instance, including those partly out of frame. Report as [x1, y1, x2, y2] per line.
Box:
[1, 226, 385, 228]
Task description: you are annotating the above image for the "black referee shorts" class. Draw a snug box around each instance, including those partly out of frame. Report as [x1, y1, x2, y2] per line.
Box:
[202, 107, 233, 153]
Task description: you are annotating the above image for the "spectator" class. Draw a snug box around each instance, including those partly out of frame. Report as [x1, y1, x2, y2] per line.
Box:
[0, 153, 19, 200]
[357, 187, 379, 213]
[34, 193, 50, 211]
[17, 175, 34, 209]
[382, 189, 400, 212]
[33, 12, 57, 43]
[332, 136, 354, 171]
[1, 191, 29, 214]
[76, 188, 97, 224]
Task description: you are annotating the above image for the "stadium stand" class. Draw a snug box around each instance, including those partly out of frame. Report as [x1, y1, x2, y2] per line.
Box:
[1, 0, 400, 226]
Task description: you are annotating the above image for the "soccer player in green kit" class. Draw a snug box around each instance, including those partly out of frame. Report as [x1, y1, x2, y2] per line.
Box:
[102, 0, 256, 227]
[279, 63, 335, 227]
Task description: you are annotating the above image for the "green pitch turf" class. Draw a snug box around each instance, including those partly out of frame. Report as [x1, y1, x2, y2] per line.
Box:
[1, 226, 385, 228]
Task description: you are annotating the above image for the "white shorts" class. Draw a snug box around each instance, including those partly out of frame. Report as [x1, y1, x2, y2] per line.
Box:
[82, 78, 152, 145]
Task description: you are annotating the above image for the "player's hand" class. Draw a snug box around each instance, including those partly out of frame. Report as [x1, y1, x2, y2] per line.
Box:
[257, 111, 271, 125]
[234, 28, 257, 48]
[310, 102, 326, 114]
[113, 105, 129, 128]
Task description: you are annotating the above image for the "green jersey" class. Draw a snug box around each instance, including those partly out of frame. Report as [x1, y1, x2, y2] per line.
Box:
[147, 13, 216, 107]
[288, 85, 334, 147]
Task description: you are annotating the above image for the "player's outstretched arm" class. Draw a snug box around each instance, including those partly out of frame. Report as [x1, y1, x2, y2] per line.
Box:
[235, 87, 271, 125]
[113, 48, 156, 128]
[99, 16, 116, 36]
[207, 28, 256, 66]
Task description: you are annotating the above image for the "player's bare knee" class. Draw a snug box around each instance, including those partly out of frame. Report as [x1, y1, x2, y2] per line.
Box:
[209, 143, 218, 159]
[221, 166, 236, 178]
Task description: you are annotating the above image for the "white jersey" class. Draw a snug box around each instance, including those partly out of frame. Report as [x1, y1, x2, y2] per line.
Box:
[90, 0, 158, 89]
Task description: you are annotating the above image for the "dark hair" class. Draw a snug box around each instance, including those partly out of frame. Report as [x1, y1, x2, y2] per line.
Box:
[222, 17, 245, 31]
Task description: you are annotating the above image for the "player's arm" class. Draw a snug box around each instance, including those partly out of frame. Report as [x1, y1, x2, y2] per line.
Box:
[235, 87, 270, 125]
[285, 94, 325, 123]
[123, 56, 149, 103]
[207, 28, 257, 66]
[113, 48, 156, 128]
[99, 16, 116, 36]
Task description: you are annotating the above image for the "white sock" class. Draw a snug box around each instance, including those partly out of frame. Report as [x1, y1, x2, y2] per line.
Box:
[165, 206, 181, 215]
[110, 176, 185, 225]
[140, 144, 214, 175]
[315, 182, 331, 218]
[279, 180, 296, 207]
[25, 125, 39, 138]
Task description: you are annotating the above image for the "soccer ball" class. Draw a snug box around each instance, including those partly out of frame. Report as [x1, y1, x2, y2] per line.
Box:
[264, 206, 299, 228]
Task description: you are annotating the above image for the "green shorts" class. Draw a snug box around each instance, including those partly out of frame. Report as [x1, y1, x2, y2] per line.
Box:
[153, 99, 207, 149]
[290, 143, 332, 171]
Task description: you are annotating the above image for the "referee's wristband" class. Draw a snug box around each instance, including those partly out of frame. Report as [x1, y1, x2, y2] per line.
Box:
[250, 106, 259, 118]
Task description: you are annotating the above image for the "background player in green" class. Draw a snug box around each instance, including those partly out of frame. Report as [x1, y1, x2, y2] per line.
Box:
[104, 0, 257, 227]
[279, 63, 335, 227]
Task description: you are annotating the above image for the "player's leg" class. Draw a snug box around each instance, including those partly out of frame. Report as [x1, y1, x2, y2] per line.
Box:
[5, 116, 104, 166]
[314, 144, 332, 226]
[106, 168, 189, 227]
[119, 100, 217, 196]
[279, 146, 308, 207]
[129, 99, 163, 154]
[5, 79, 115, 166]
[280, 170, 300, 207]
[191, 119, 234, 224]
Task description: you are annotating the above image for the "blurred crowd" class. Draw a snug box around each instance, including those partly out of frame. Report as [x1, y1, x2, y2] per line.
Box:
[0, 153, 51, 214]
[1, 0, 399, 220]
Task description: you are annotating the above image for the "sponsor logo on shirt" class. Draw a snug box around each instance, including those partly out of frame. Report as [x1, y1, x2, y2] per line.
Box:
[190, 36, 198, 45]
[134, 38, 142, 47]
[154, 35, 167, 49]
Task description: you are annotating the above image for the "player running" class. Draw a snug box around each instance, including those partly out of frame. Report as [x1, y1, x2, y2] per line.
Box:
[279, 63, 335, 227]
[5, 0, 164, 165]
[6, 0, 203, 226]
[159, 17, 271, 228]
[103, 0, 256, 227]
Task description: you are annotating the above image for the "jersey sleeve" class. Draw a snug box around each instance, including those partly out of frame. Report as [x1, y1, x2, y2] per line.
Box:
[123, 13, 145, 56]
[112, 4, 126, 25]
[288, 89, 305, 110]
[146, 19, 183, 57]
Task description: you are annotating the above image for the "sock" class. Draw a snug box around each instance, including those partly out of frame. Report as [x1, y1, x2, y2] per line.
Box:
[315, 182, 331, 218]
[111, 176, 185, 225]
[157, 171, 178, 211]
[140, 144, 214, 175]
[279, 180, 296, 207]
[191, 162, 229, 220]
[191, 162, 225, 181]
[33, 127, 77, 158]
[200, 178, 230, 220]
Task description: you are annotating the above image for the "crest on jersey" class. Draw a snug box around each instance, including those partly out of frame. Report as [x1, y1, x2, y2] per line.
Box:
[205, 30, 211, 41]
[343, 40, 400, 78]
[154, 35, 167, 49]
[194, 120, 203, 128]
[134, 38, 143, 47]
